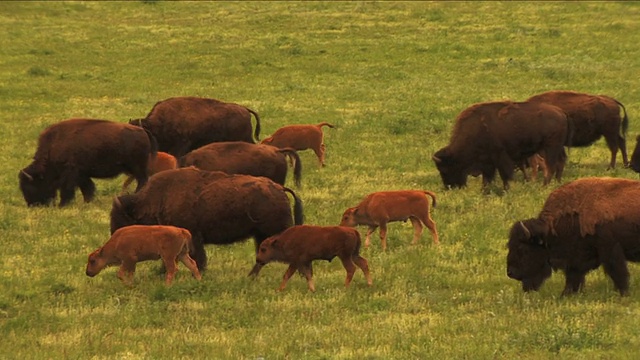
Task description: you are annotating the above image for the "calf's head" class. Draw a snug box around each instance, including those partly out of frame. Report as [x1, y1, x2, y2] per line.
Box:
[255, 236, 282, 265]
[85, 248, 109, 277]
[506, 219, 552, 292]
[18, 166, 56, 206]
[340, 207, 360, 227]
[432, 147, 468, 189]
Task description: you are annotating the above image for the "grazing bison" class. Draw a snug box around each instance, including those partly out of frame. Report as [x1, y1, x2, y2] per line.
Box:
[432, 101, 569, 190]
[86, 225, 201, 285]
[131, 96, 261, 157]
[527, 90, 629, 169]
[250, 225, 372, 292]
[19, 119, 157, 207]
[627, 135, 640, 173]
[179, 142, 302, 187]
[507, 177, 640, 296]
[122, 151, 177, 193]
[110, 167, 304, 271]
[261, 122, 335, 167]
[340, 190, 439, 251]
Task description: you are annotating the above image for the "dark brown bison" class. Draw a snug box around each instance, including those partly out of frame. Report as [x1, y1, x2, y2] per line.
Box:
[250, 225, 372, 292]
[86, 225, 201, 285]
[131, 96, 261, 157]
[432, 101, 569, 190]
[179, 142, 302, 187]
[261, 122, 335, 167]
[122, 151, 177, 193]
[507, 177, 640, 296]
[110, 167, 304, 271]
[19, 119, 157, 207]
[627, 135, 640, 173]
[340, 190, 439, 251]
[527, 90, 629, 169]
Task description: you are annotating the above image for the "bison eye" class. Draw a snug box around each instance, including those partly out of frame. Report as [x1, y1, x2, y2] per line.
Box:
[259, 248, 266, 253]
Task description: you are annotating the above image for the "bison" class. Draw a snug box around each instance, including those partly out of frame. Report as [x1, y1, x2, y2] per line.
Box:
[19, 118, 157, 207]
[110, 167, 304, 271]
[627, 135, 640, 173]
[432, 100, 569, 191]
[122, 151, 177, 193]
[86, 225, 201, 285]
[527, 90, 629, 169]
[261, 122, 335, 167]
[340, 190, 439, 251]
[179, 141, 302, 187]
[507, 177, 640, 296]
[250, 225, 372, 292]
[131, 96, 261, 158]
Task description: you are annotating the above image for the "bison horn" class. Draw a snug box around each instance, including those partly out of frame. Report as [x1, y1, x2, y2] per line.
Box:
[113, 196, 123, 209]
[20, 170, 34, 181]
[519, 221, 531, 239]
[432, 155, 442, 164]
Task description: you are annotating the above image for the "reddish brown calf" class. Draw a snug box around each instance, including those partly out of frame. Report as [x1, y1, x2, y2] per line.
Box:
[340, 190, 439, 250]
[122, 151, 177, 192]
[250, 225, 372, 292]
[261, 122, 335, 167]
[86, 225, 201, 285]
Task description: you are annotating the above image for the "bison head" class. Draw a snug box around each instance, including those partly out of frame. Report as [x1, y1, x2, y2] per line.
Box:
[18, 166, 56, 206]
[85, 248, 108, 277]
[629, 135, 640, 173]
[339, 207, 359, 227]
[506, 219, 552, 292]
[110, 195, 138, 234]
[432, 147, 468, 189]
[249, 235, 281, 277]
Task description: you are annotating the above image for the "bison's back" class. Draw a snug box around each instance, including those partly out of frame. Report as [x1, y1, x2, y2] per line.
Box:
[265, 125, 323, 149]
[276, 225, 360, 262]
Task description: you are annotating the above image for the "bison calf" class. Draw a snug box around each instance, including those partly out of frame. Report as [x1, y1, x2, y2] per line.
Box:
[250, 225, 372, 292]
[122, 151, 177, 192]
[86, 225, 201, 285]
[261, 122, 335, 167]
[340, 190, 439, 250]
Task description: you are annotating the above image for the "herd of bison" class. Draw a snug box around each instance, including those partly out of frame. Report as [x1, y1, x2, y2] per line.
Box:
[17, 91, 640, 296]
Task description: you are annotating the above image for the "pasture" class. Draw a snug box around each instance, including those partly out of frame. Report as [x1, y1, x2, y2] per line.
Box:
[2, 2, 640, 358]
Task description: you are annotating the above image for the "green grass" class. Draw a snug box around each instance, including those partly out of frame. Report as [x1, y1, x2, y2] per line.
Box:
[2, 2, 640, 359]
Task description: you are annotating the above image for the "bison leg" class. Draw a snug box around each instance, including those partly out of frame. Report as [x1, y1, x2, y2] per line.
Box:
[313, 143, 326, 167]
[379, 223, 389, 251]
[353, 255, 372, 286]
[299, 264, 316, 292]
[78, 177, 96, 203]
[190, 233, 208, 271]
[417, 213, 439, 245]
[365, 226, 378, 248]
[162, 256, 178, 285]
[409, 217, 424, 245]
[117, 261, 137, 286]
[178, 253, 202, 281]
[121, 176, 135, 193]
[278, 264, 298, 291]
[619, 135, 629, 167]
[561, 269, 586, 296]
[340, 257, 357, 288]
[600, 244, 630, 296]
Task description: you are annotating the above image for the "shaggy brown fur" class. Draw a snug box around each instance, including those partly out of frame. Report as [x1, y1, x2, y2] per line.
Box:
[538, 177, 640, 237]
[179, 142, 302, 187]
[122, 151, 177, 192]
[86, 225, 201, 285]
[340, 190, 439, 250]
[261, 122, 335, 166]
[527, 90, 629, 169]
[133, 97, 261, 157]
[251, 225, 372, 292]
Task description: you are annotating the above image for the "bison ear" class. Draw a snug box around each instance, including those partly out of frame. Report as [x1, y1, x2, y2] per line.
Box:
[270, 238, 280, 249]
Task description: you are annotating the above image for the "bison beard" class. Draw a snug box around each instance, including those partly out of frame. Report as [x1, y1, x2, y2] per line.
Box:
[109, 168, 304, 272]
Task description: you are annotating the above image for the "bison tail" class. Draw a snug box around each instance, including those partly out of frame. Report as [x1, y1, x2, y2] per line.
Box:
[246, 107, 261, 142]
[277, 148, 303, 187]
[614, 99, 629, 138]
[423, 190, 437, 208]
[144, 128, 159, 160]
[283, 186, 304, 225]
[317, 122, 335, 129]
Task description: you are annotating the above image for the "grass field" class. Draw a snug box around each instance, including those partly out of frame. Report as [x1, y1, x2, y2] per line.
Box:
[2, 2, 640, 359]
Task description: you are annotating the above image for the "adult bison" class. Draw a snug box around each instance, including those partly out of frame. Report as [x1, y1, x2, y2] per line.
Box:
[131, 96, 261, 158]
[110, 167, 304, 271]
[626, 135, 640, 173]
[432, 101, 569, 191]
[527, 90, 629, 169]
[179, 142, 302, 187]
[19, 119, 157, 207]
[507, 177, 640, 296]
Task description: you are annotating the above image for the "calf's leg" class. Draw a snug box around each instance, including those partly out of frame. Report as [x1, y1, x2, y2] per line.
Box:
[353, 255, 373, 286]
[379, 223, 388, 251]
[339, 256, 357, 288]
[278, 264, 298, 291]
[417, 213, 439, 245]
[409, 217, 424, 245]
[365, 226, 378, 248]
[178, 253, 202, 281]
[299, 263, 316, 292]
[117, 261, 137, 286]
[162, 255, 179, 285]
